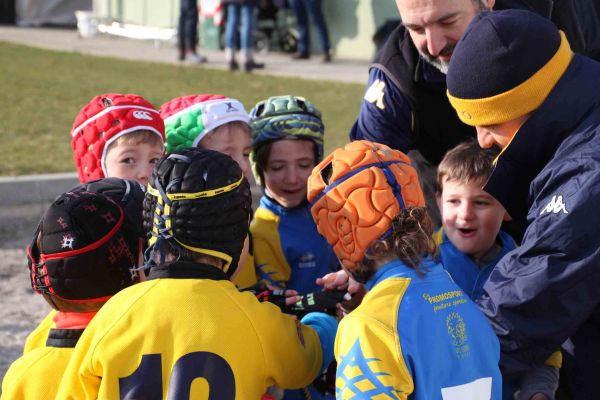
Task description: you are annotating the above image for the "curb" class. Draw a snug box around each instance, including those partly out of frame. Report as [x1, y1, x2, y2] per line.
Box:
[0, 172, 263, 248]
[0, 172, 79, 207]
[0, 172, 263, 207]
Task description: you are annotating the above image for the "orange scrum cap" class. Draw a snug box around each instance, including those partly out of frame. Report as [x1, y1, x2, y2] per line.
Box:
[307, 140, 424, 271]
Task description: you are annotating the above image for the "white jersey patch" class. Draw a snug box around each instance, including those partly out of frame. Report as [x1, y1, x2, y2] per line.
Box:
[441, 377, 492, 400]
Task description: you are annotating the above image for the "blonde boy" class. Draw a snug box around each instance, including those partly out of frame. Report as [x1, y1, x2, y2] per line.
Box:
[71, 93, 165, 184]
[160, 94, 256, 287]
[160, 94, 252, 180]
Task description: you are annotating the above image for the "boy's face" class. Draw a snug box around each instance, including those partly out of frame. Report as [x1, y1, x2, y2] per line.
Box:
[105, 141, 164, 185]
[264, 139, 315, 209]
[437, 178, 507, 259]
[200, 124, 252, 180]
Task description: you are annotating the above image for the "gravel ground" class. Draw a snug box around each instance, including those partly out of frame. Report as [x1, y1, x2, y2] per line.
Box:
[0, 205, 52, 380]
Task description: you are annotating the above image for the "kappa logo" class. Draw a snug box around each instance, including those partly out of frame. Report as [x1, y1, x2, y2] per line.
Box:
[364, 79, 386, 110]
[132, 110, 153, 121]
[540, 195, 569, 215]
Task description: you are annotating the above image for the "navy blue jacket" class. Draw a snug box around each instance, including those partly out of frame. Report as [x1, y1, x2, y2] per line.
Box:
[478, 54, 600, 388]
[349, 26, 474, 166]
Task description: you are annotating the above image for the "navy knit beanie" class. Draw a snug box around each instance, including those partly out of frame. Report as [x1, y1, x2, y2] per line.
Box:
[447, 10, 573, 126]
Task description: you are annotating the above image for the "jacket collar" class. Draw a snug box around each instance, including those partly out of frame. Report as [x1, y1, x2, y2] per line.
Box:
[260, 192, 309, 214]
[148, 261, 228, 281]
[365, 256, 440, 290]
[47, 328, 85, 348]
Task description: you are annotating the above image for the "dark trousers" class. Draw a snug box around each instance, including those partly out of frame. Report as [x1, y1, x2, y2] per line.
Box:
[178, 0, 199, 57]
[561, 311, 600, 400]
[289, 0, 330, 54]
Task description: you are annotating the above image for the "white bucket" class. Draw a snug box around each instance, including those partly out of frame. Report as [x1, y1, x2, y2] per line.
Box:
[75, 11, 98, 38]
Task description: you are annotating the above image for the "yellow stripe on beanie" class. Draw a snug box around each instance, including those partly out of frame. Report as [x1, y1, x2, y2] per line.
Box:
[448, 31, 573, 126]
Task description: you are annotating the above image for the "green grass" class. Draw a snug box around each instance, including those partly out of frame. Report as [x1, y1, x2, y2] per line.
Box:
[0, 41, 364, 176]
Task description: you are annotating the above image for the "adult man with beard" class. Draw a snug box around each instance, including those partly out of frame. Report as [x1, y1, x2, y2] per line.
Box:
[350, 0, 600, 229]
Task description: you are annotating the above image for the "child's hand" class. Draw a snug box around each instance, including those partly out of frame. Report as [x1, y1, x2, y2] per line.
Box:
[288, 290, 348, 317]
[241, 282, 300, 310]
[316, 272, 367, 316]
[280, 287, 301, 306]
[316, 270, 350, 291]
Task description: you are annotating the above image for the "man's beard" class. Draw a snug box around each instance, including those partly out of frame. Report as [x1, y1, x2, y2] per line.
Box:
[418, 43, 456, 74]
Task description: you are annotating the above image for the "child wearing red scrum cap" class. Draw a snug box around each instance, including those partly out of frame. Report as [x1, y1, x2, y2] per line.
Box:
[160, 94, 252, 180]
[1, 180, 146, 399]
[70, 93, 166, 184]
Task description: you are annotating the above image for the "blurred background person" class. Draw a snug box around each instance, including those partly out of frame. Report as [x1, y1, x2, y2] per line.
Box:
[223, 0, 265, 72]
[178, 0, 207, 63]
[289, 0, 331, 62]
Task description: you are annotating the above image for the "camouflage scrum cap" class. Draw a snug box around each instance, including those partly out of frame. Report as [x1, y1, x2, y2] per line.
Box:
[249, 95, 324, 185]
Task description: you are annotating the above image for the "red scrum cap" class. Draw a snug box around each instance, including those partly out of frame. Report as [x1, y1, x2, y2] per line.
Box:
[71, 93, 165, 183]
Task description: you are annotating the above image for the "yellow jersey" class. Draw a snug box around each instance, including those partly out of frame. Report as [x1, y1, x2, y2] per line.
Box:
[57, 261, 327, 399]
[22, 310, 56, 354]
[3, 328, 83, 400]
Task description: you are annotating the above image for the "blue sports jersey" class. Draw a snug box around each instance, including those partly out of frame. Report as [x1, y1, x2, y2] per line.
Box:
[252, 196, 340, 294]
[335, 258, 502, 399]
[434, 228, 516, 301]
